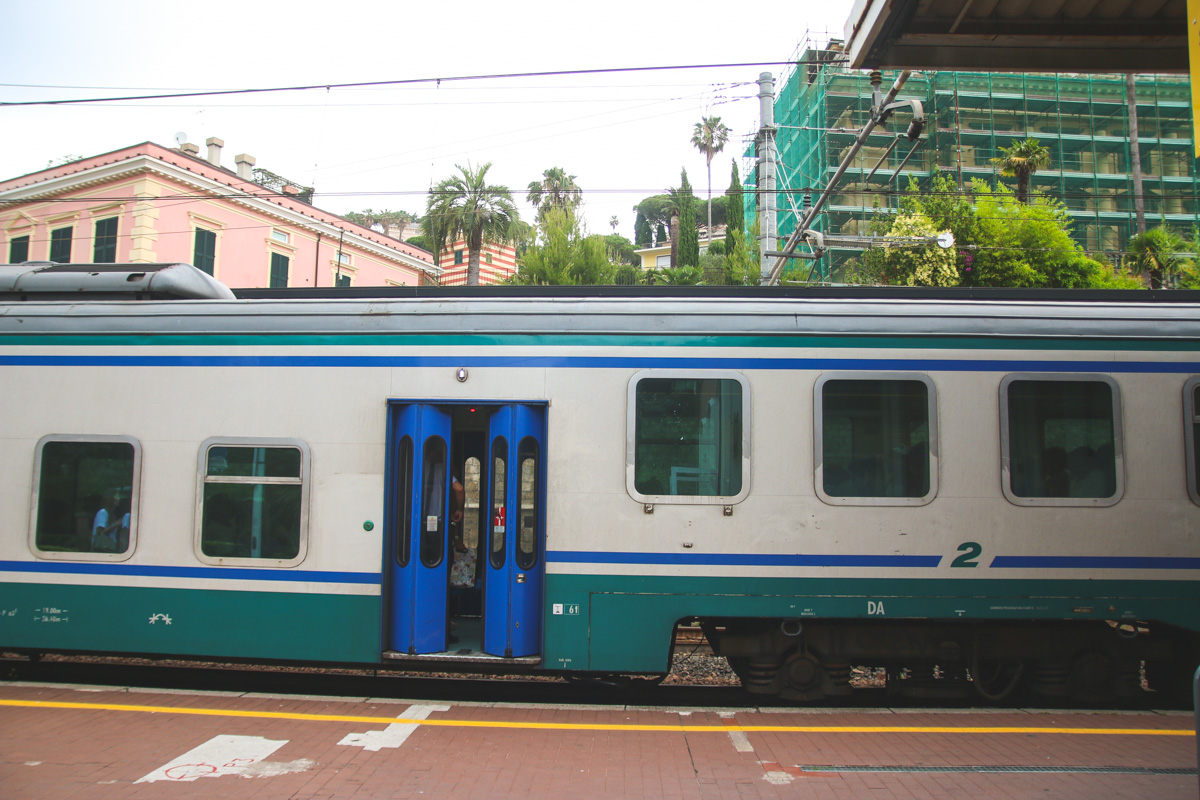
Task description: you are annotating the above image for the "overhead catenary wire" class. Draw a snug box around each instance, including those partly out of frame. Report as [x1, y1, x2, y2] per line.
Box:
[0, 62, 802, 108]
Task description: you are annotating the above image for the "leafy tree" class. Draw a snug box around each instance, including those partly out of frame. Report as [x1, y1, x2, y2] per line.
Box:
[875, 212, 959, 286]
[604, 234, 639, 266]
[509, 208, 612, 285]
[691, 116, 731, 234]
[634, 210, 653, 247]
[972, 182, 1107, 288]
[655, 223, 668, 246]
[527, 167, 582, 224]
[726, 160, 745, 234]
[1126, 227, 1191, 289]
[990, 138, 1051, 204]
[634, 195, 675, 235]
[423, 162, 519, 286]
[404, 235, 432, 252]
[343, 209, 417, 238]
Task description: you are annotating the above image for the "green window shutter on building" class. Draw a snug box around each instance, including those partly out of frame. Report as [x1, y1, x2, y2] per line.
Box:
[270, 252, 289, 288]
[93, 217, 118, 263]
[8, 235, 29, 263]
[193, 228, 217, 275]
[49, 227, 72, 263]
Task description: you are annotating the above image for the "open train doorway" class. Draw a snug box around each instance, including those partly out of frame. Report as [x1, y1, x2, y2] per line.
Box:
[383, 401, 546, 661]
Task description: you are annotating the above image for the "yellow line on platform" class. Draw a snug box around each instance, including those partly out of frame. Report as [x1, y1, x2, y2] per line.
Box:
[0, 698, 1193, 736]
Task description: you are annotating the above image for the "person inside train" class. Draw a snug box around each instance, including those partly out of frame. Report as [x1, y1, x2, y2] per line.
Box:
[91, 490, 121, 552]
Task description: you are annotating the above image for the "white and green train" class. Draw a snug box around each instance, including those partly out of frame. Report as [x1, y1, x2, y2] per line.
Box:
[2, 262, 1198, 703]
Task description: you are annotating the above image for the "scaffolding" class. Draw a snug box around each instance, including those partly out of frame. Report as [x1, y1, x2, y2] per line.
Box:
[746, 43, 1199, 283]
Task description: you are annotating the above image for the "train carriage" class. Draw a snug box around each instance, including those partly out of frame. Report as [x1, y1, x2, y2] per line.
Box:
[1, 262, 1198, 703]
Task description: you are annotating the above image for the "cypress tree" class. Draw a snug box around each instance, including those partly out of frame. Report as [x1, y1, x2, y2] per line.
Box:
[725, 159, 745, 234]
[634, 209, 653, 247]
[678, 169, 700, 268]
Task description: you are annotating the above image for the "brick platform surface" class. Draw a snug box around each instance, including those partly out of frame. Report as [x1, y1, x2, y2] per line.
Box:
[0, 681, 1195, 799]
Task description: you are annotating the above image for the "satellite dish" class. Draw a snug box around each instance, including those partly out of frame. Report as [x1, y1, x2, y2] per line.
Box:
[174, 132, 187, 147]
[936, 232, 955, 249]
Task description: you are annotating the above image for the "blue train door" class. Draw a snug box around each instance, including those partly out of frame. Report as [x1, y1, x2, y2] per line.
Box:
[385, 401, 545, 659]
[484, 404, 545, 658]
[386, 403, 453, 655]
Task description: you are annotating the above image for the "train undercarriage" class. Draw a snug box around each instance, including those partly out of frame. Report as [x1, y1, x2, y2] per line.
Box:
[698, 617, 1200, 706]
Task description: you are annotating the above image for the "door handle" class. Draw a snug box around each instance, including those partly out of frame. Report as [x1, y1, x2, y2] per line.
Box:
[516, 573, 526, 583]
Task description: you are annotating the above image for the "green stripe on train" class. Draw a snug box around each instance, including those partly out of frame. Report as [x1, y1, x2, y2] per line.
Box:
[0, 582, 381, 663]
[1, 333, 1198, 351]
[541, 574, 1200, 674]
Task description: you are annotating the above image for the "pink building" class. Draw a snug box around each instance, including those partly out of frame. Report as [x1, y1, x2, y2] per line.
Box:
[435, 240, 519, 286]
[0, 139, 438, 288]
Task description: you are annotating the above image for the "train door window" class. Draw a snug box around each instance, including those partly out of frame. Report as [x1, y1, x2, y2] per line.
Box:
[419, 437, 447, 568]
[814, 374, 938, 506]
[516, 437, 539, 570]
[490, 438, 507, 569]
[395, 436, 414, 567]
[195, 438, 310, 567]
[1186, 377, 1200, 506]
[462, 456, 481, 549]
[1000, 375, 1123, 507]
[627, 370, 750, 505]
[30, 435, 140, 561]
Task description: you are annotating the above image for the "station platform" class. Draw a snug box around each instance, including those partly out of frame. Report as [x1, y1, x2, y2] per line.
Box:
[0, 680, 1195, 799]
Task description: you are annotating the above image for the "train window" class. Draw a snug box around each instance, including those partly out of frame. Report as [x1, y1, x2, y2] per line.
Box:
[419, 437, 447, 568]
[814, 374, 938, 506]
[516, 437, 539, 570]
[627, 370, 750, 505]
[394, 435, 413, 568]
[1000, 375, 1123, 507]
[195, 438, 309, 567]
[490, 438, 507, 569]
[30, 435, 140, 561]
[1186, 377, 1200, 506]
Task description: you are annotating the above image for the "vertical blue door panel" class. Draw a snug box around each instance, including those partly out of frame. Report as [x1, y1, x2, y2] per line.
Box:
[484, 405, 545, 658]
[386, 403, 452, 655]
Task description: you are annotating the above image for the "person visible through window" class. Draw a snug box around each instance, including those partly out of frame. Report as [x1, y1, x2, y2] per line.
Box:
[92, 490, 120, 552]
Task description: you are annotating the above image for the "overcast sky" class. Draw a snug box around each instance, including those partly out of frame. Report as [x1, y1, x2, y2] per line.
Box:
[1, 0, 857, 240]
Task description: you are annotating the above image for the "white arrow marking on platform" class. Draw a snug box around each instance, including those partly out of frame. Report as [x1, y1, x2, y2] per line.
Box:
[339, 704, 451, 751]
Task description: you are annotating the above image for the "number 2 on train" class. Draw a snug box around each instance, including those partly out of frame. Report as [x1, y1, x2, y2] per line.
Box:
[951, 541, 983, 568]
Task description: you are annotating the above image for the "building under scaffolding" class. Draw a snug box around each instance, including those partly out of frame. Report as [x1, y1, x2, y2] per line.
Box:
[747, 41, 1199, 283]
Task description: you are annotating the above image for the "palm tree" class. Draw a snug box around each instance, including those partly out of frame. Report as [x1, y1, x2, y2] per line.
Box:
[691, 116, 731, 234]
[423, 163, 519, 286]
[527, 167, 582, 224]
[609, 215, 619, 234]
[1127, 227, 1191, 289]
[990, 138, 1051, 204]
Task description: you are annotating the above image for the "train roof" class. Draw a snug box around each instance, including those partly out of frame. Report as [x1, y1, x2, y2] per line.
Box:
[1, 263, 1198, 342]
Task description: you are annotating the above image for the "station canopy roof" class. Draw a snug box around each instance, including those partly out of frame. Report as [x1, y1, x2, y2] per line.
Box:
[845, 0, 1187, 73]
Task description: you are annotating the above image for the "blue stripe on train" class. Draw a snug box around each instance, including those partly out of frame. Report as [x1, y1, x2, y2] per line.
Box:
[0, 560, 380, 584]
[0, 354, 1198, 373]
[989, 555, 1200, 569]
[546, 551, 943, 567]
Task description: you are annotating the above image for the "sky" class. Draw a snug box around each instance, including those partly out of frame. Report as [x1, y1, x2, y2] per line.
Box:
[0, 0, 857, 242]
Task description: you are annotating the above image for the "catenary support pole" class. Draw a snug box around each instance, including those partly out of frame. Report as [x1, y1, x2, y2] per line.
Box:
[757, 73, 776, 283]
